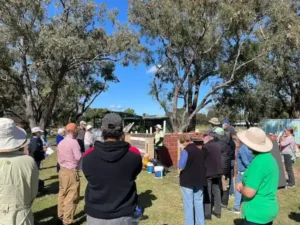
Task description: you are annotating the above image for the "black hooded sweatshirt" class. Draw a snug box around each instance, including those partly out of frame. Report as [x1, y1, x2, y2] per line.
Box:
[82, 140, 142, 219]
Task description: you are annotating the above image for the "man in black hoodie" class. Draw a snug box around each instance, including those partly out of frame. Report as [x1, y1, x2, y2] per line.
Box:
[82, 113, 142, 225]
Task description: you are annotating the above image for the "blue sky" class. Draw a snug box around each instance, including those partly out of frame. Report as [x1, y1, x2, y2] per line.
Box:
[88, 1, 211, 115]
[90, 0, 167, 115]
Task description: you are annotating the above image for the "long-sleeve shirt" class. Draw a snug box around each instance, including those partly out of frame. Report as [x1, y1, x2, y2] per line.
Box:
[57, 134, 82, 170]
[28, 137, 45, 162]
[56, 135, 64, 145]
[84, 131, 94, 146]
[237, 144, 254, 172]
[280, 135, 295, 157]
[178, 150, 188, 169]
[0, 152, 39, 225]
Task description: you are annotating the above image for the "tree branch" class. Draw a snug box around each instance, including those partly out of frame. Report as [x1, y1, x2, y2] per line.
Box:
[182, 42, 267, 130]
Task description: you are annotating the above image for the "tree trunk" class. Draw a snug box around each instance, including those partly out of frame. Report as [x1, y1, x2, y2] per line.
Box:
[187, 107, 196, 132]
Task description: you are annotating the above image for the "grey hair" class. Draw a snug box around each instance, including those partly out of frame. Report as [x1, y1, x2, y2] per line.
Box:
[57, 128, 66, 135]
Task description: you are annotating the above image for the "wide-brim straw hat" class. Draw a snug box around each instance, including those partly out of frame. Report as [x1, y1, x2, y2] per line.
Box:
[209, 117, 221, 125]
[0, 118, 28, 152]
[237, 127, 273, 153]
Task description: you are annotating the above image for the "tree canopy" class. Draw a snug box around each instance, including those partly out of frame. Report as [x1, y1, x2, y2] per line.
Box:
[129, 0, 298, 132]
[1, 0, 300, 131]
[124, 108, 135, 115]
[0, 0, 139, 128]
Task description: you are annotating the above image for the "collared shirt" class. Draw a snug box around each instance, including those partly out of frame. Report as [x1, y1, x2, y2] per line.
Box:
[0, 152, 39, 225]
[237, 144, 254, 172]
[155, 131, 164, 147]
[57, 134, 82, 169]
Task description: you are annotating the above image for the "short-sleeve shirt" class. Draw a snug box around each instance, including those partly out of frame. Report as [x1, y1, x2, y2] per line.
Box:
[155, 131, 164, 147]
[242, 152, 279, 224]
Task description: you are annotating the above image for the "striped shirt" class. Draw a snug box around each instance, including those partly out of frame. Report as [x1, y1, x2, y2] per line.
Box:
[57, 134, 82, 169]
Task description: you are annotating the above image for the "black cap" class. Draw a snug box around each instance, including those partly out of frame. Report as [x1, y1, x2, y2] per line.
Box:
[102, 113, 123, 132]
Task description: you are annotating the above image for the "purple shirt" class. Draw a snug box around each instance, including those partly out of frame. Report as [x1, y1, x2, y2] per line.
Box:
[57, 134, 82, 169]
[280, 135, 295, 155]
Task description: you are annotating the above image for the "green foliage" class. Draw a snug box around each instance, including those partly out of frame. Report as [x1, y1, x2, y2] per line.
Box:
[129, 0, 289, 132]
[123, 108, 135, 115]
[0, 0, 139, 128]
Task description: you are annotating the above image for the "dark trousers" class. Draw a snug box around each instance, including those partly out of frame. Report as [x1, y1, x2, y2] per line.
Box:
[35, 160, 44, 192]
[221, 172, 231, 206]
[204, 177, 221, 217]
[283, 154, 295, 186]
[244, 218, 273, 225]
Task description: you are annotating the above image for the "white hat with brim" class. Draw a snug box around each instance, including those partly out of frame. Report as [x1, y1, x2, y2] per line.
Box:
[31, 127, 44, 134]
[80, 121, 87, 125]
[0, 118, 28, 153]
[155, 124, 162, 130]
[237, 127, 273, 153]
[86, 125, 93, 131]
[209, 117, 221, 125]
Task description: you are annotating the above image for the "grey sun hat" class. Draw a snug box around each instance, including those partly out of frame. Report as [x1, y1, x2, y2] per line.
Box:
[102, 113, 123, 132]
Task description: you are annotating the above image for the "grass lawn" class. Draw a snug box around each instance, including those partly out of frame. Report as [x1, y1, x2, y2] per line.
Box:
[33, 149, 300, 225]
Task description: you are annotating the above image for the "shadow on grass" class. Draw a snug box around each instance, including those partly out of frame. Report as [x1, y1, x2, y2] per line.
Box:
[289, 211, 300, 222]
[41, 165, 57, 170]
[234, 218, 243, 225]
[44, 175, 59, 182]
[34, 198, 85, 225]
[138, 190, 157, 209]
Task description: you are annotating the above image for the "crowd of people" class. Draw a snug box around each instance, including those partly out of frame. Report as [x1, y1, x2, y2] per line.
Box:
[0, 115, 298, 225]
[178, 117, 298, 225]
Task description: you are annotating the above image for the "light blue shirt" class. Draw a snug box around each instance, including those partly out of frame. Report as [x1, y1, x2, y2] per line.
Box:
[237, 144, 254, 172]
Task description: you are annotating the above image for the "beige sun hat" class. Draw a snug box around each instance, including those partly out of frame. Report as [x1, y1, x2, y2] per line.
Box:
[155, 124, 162, 130]
[237, 127, 273, 152]
[209, 117, 221, 125]
[86, 125, 93, 131]
[0, 118, 28, 152]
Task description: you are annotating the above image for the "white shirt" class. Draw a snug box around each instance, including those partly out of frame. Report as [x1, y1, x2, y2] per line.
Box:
[84, 131, 94, 146]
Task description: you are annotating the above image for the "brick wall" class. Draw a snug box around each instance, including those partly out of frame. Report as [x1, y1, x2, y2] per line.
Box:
[163, 133, 204, 167]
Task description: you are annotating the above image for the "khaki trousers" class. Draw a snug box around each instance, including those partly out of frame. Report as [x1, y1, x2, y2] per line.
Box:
[58, 167, 80, 225]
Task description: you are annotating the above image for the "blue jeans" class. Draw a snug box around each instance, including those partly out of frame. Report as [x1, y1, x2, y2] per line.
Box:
[229, 160, 235, 195]
[181, 186, 205, 225]
[234, 172, 243, 210]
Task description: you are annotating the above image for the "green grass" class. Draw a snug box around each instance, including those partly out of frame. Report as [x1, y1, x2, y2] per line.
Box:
[33, 149, 300, 225]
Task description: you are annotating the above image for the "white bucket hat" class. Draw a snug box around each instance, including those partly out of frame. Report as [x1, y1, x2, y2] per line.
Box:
[155, 124, 162, 130]
[237, 127, 273, 153]
[0, 118, 28, 152]
[209, 117, 221, 125]
[86, 125, 93, 131]
[31, 127, 44, 134]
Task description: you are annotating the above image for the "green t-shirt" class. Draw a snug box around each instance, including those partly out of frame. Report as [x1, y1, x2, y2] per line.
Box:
[242, 152, 279, 224]
[155, 131, 164, 147]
